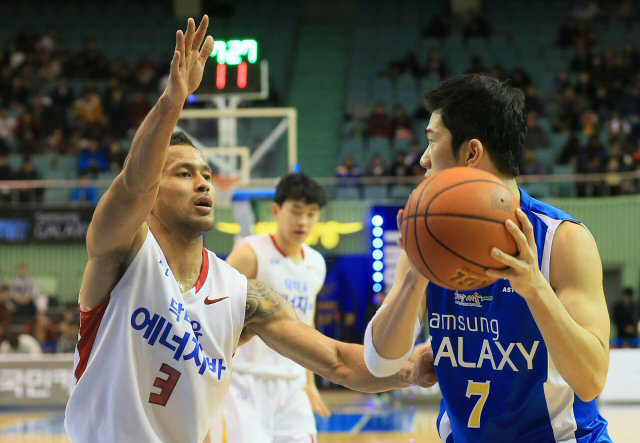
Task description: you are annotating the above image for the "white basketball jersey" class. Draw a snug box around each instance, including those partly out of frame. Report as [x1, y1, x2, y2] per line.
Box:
[64, 230, 247, 443]
[232, 235, 326, 380]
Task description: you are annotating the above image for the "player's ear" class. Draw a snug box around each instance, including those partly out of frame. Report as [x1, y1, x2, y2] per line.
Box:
[272, 202, 280, 217]
[464, 139, 484, 167]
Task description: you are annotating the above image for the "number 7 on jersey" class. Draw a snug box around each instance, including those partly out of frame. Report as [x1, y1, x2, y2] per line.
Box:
[466, 380, 490, 428]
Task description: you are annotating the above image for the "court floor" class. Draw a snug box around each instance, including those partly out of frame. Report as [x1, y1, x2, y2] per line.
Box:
[0, 392, 636, 442]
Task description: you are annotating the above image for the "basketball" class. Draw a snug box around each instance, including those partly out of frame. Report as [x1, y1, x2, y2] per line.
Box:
[401, 167, 519, 291]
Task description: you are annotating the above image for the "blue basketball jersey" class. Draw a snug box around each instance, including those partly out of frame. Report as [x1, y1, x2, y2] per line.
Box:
[427, 188, 612, 443]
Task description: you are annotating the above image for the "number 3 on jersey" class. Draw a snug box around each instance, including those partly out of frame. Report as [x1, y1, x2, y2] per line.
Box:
[466, 380, 490, 428]
[149, 363, 181, 406]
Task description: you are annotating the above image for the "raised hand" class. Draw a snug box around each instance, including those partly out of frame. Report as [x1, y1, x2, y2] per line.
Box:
[165, 15, 214, 105]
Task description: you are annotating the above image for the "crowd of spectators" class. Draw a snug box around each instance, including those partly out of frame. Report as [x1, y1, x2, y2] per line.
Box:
[550, 3, 640, 196]
[612, 287, 640, 348]
[0, 262, 79, 354]
[0, 25, 159, 202]
[341, 5, 640, 197]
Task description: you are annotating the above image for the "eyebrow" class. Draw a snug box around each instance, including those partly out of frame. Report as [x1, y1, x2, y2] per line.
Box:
[172, 162, 212, 174]
[425, 128, 435, 136]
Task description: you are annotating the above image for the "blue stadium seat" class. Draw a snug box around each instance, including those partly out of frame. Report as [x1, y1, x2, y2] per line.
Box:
[364, 185, 387, 200]
[393, 139, 411, 152]
[552, 164, 575, 197]
[44, 188, 70, 204]
[7, 154, 23, 172]
[367, 138, 392, 164]
[389, 185, 413, 200]
[522, 183, 551, 199]
[336, 186, 360, 200]
[549, 133, 569, 152]
[342, 138, 366, 165]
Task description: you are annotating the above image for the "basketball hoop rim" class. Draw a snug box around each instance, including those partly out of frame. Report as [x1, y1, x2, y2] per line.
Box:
[211, 175, 242, 193]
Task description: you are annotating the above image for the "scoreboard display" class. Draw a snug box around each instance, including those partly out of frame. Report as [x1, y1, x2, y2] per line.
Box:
[196, 39, 268, 98]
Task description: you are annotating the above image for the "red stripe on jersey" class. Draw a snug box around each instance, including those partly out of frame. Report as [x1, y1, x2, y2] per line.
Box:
[270, 235, 305, 260]
[195, 248, 209, 293]
[75, 294, 110, 381]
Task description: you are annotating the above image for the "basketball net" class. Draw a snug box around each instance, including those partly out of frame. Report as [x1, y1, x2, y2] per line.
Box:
[211, 175, 241, 208]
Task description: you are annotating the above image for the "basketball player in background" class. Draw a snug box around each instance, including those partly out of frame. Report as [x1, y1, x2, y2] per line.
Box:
[211, 173, 329, 443]
[64, 16, 432, 443]
[364, 74, 612, 442]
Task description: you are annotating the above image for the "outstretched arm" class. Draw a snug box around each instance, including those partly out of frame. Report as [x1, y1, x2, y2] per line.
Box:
[80, 17, 214, 311]
[240, 280, 431, 393]
[364, 209, 430, 377]
[87, 17, 213, 258]
[370, 251, 428, 358]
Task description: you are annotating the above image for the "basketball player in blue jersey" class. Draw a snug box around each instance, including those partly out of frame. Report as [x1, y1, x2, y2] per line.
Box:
[364, 74, 612, 442]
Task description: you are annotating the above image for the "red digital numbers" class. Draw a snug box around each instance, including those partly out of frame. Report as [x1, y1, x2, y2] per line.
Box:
[237, 62, 248, 89]
[215, 63, 249, 90]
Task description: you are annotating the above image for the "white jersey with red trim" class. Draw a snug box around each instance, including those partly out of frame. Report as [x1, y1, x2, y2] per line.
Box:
[231, 234, 325, 381]
[64, 229, 247, 443]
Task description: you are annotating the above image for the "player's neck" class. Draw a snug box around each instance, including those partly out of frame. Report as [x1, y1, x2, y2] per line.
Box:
[502, 177, 521, 204]
[477, 161, 521, 204]
[148, 218, 204, 290]
[272, 232, 303, 262]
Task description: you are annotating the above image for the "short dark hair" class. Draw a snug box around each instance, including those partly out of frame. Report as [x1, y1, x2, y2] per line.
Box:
[424, 74, 526, 176]
[274, 173, 326, 208]
[623, 287, 634, 297]
[170, 131, 196, 148]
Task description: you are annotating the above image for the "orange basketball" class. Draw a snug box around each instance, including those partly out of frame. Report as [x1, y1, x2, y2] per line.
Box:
[401, 167, 519, 291]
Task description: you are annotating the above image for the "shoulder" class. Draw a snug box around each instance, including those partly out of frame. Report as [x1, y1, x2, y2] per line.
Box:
[303, 244, 325, 264]
[552, 221, 597, 260]
[520, 189, 576, 222]
[225, 241, 259, 278]
[241, 234, 271, 251]
[303, 244, 326, 273]
[207, 251, 249, 302]
[209, 250, 248, 280]
[550, 221, 601, 288]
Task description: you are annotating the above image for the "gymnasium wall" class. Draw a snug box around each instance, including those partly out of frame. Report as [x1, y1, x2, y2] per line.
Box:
[2, 195, 639, 306]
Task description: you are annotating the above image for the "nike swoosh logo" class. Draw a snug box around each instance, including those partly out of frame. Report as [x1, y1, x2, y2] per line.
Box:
[204, 296, 229, 305]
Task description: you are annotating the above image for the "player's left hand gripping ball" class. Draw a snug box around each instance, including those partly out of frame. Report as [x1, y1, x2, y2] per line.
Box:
[409, 343, 438, 388]
[484, 208, 550, 300]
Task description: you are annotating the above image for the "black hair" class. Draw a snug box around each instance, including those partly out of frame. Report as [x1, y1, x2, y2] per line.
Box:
[170, 131, 196, 148]
[623, 287, 634, 296]
[274, 173, 326, 208]
[424, 74, 527, 176]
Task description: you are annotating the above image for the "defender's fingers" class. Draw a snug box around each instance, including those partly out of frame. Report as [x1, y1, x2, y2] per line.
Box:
[184, 18, 196, 57]
[193, 15, 209, 50]
[176, 30, 185, 66]
[199, 35, 214, 63]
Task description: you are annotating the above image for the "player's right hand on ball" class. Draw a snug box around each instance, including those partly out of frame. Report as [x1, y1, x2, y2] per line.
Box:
[165, 15, 214, 105]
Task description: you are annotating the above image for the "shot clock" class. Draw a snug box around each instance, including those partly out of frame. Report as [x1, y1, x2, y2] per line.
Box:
[196, 38, 269, 99]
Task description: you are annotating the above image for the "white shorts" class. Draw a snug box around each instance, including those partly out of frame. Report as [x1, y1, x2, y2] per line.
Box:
[210, 372, 317, 443]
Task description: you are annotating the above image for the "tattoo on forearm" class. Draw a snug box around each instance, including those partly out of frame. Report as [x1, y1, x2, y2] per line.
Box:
[244, 280, 283, 324]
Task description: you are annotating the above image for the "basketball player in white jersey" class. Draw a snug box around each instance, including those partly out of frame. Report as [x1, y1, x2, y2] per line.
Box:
[211, 173, 329, 443]
[64, 16, 433, 443]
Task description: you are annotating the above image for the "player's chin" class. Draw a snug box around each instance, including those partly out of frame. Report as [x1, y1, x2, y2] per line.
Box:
[190, 213, 215, 231]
